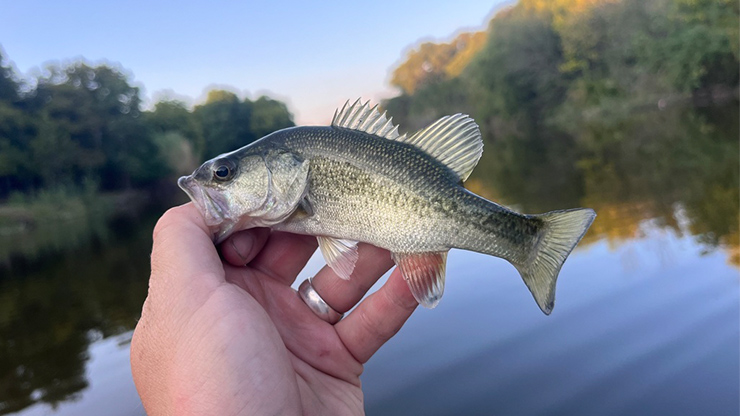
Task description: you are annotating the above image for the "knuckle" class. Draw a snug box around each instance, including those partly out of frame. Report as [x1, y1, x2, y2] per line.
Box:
[358, 305, 397, 343]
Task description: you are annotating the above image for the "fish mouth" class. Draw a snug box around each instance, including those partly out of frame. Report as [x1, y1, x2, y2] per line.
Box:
[177, 176, 229, 228]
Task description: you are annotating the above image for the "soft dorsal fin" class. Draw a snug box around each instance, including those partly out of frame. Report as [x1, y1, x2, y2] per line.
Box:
[405, 114, 483, 182]
[332, 99, 483, 182]
[332, 98, 405, 141]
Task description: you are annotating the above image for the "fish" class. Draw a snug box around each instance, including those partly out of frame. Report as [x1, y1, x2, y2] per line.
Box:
[178, 99, 596, 314]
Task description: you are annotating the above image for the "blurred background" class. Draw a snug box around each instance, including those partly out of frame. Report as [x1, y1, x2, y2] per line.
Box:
[0, 0, 738, 415]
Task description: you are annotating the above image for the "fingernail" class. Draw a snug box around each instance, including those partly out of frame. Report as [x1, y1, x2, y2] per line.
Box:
[230, 235, 252, 265]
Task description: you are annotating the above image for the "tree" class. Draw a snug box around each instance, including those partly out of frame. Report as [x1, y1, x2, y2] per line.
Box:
[636, 0, 740, 92]
[0, 104, 36, 194]
[24, 63, 162, 189]
[194, 90, 255, 158]
[391, 31, 487, 94]
[249, 96, 294, 138]
[467, 7, 567, 123]
[0, 50, 19, 103]
[146, 100, 204, 159]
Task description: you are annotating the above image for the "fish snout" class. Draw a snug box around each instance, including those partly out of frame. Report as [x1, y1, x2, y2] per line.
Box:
[177, 175, 194, 192]
[177, 175, 199, 202]
[178, 175, 210, 219]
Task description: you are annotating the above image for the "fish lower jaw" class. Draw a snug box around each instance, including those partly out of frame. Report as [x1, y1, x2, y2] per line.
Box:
[212, 221, 237, 244]
[210, 216, 269, 244]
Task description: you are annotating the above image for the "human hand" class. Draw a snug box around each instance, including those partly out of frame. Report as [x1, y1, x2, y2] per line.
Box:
[130, 203, 418, 415]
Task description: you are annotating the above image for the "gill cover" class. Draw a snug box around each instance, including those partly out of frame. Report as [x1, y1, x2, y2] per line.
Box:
[252, 151, 310, 223]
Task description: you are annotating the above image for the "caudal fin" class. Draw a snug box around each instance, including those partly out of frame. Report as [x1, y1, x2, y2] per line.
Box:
[515, 208, 596, 315]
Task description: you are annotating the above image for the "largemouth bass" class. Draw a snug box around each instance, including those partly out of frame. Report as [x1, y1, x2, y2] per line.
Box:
[178, 99, 596, 314]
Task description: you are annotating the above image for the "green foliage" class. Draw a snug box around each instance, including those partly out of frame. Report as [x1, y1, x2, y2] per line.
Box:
[0, 50, 19, 103]
[193, 91, 294, 158]
[194, 90, 254, 158]
[0, 56, 294, 199]
[386, 0, 739, 131]
[635, 0, 740, 91]
[0, 103, 34, 183]
[152, 131, 197, 176]
[468, 7, 568, 123]
[383, 77, 473, 132]
[383, 0, 739, 256]
[1, 62, 159, 191]
[250, 96, 294, 138]
[390, 31, 487, 94]
[145, 100, 204, 159]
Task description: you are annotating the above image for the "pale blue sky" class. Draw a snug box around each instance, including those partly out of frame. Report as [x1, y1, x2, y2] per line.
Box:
[1, 0, 507, 124]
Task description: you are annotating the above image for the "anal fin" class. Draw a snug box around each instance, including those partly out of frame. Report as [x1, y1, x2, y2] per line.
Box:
[392, 251, 448, 309]
[317, 236, 359, 280]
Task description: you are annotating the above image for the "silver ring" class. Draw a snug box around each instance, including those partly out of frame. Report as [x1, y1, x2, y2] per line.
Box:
[298, 278, 344, 324]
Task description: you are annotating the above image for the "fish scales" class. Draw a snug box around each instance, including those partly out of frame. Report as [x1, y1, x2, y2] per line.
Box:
[178, 99, 596, 314]
[273, 129, 471, 241]
[263, 126, 538, 262]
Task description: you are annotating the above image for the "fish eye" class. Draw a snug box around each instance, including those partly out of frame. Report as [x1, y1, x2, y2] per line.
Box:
[213, 164, 233, 181]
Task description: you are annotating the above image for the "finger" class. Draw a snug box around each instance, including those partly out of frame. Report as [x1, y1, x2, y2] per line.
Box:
[150, 203, 224, 286]
[248, 231, 318, 285]
[220, 228, 271, 266]
[147, 203, 227, 330]
[335, 268, 418, 363]
[310, 244, 394, 313]
[253, 279, 365, 382]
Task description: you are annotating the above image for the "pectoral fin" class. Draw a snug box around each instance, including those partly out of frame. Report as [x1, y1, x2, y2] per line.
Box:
[317, 236, 359, 280]
[392, 251, 448, 309]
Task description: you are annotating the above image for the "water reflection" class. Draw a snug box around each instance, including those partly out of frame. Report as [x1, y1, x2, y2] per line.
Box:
[468, 104, 739, 266]
[363, 217, 739, 416]
[0, 212, 154, 415]
[0, 105, 737, 415]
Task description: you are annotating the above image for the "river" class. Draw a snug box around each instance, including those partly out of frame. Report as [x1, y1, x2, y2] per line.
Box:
[1, 104, 737, 415]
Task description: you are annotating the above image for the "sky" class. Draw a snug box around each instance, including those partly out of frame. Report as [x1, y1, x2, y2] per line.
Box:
[0, 0, 508, 124]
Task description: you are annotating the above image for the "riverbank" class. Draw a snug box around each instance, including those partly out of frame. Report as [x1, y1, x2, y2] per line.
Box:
[0, 187, 169, 272]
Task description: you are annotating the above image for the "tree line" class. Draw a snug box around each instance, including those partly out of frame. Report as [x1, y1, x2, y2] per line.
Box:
[384, 0, 738, 131]
[383, 0, 738, 263]
[0, 56, 294, 198]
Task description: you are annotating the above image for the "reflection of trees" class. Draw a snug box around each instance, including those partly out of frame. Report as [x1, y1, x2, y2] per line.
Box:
[466, 104, 739, 265]
[0, 213, 153, 414]
[382, 0, 738, 267]
[579, 105, 738, 261]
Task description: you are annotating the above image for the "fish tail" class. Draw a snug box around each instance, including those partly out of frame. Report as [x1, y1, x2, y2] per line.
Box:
[515, 208, 596, 315]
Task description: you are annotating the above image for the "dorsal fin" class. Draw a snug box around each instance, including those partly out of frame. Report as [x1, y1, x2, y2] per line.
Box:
[332, 98, 405, 141]
[406, 114, 483, 182]
[332, 99, 483, 181]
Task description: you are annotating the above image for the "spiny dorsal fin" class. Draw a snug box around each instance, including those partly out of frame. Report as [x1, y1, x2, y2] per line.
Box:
[331, 98, 483, 181]
[332, 98, 405, 141]
[332, 99, 483, 181]
[405, 114, 483, 182]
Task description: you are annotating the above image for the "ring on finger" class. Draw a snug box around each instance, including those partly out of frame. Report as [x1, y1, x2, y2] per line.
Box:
[298, 278, 344, 324]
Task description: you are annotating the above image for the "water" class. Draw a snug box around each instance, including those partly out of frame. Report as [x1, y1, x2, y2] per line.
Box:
[363, 228, 739, 415]
[0, 105, 738, 415]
